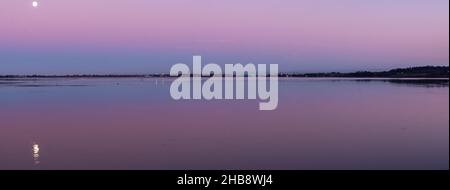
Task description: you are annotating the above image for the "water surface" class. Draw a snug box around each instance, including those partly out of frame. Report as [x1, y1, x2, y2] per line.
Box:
[0, 78, 448, 169]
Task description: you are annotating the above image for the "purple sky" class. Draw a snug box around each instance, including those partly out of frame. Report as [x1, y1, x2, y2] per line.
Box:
[0, 0, 448, 74]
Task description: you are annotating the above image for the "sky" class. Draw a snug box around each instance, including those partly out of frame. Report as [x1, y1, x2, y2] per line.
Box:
[0, 0, 448, 74]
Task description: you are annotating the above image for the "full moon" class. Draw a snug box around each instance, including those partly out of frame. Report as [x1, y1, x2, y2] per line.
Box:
[32, 1, 38, 7]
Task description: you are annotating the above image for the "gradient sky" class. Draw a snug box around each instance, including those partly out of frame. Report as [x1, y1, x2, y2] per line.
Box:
[0, 0, 448, 74]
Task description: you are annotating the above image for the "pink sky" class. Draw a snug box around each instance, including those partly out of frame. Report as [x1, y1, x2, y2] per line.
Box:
[0, 0, 448, 74]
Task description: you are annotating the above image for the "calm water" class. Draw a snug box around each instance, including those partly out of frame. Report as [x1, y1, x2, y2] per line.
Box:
[0, 78, 448, 170]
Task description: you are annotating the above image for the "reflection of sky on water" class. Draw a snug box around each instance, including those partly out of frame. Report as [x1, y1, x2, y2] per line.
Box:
[0, 78, 448, 169]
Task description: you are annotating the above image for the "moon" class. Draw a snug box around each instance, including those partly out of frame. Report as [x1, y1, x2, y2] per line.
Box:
[32, 1, 38, 7]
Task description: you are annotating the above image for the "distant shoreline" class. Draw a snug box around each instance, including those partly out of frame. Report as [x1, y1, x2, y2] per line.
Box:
[1, 66, 448, 79]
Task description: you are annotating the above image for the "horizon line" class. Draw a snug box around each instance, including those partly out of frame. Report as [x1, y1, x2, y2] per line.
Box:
[0, 66, 448, 78]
